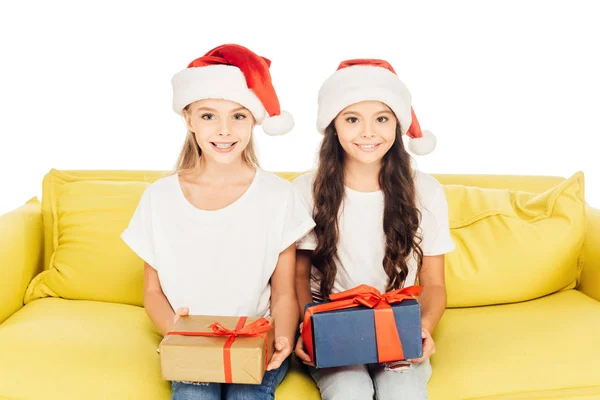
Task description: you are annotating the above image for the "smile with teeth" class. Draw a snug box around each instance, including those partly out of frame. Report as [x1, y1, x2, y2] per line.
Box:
[355, 143, 381, 150]
[211, 142, 238, 149]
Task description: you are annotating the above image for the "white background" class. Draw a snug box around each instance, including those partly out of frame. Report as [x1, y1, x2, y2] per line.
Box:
[1, 0, 598, 215]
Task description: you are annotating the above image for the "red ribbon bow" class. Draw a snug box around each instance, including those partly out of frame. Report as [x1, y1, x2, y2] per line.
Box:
[167, 316, 274, 383]
[302, 284, 422, 364]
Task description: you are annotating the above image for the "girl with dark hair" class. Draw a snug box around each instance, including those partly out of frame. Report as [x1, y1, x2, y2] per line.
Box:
[293, 59, 455, 400]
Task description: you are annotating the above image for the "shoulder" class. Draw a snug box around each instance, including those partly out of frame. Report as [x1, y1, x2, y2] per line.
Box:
[134, 173, 179, 206]
[253, 170, 305, 204]
[150, 173, 178, 189]
[145, 173, 178, 195]
[256, 170, 295, 192]
[413, 169, 445, 208]
[254, 170, 313, 214]
[291, 170, 316, 199]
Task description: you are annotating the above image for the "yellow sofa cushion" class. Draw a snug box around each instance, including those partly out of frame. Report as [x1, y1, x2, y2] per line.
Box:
[39, 169, 167, 270]
[443, 172, 586, 307]
[0, 298, 319, 400]
[429, 290, 600, 400]
[0, 298, 170, 400]
[25, 169, 166, 305]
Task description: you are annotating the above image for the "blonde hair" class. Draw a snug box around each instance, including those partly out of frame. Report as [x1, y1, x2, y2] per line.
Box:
[174, 105, 259, 174]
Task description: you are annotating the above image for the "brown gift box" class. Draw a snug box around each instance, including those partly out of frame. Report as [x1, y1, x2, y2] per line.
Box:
[159, 315, 275, 385]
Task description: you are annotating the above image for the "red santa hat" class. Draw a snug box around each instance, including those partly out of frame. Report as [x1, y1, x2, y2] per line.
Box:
[316, 59, 436, 155]
[171, 44, 294, 136]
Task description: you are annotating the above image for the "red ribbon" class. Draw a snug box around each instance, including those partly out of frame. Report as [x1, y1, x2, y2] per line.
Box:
[167, 316, 274, 383]
[302, 284, 422, 364]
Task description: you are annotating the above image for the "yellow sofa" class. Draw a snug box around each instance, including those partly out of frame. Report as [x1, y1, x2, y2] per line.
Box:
[1, 169, 600, 400]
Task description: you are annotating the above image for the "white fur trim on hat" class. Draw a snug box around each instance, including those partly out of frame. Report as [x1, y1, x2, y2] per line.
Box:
[171, 65, 266, 122]
[408, 130, 436, 155]
[317, 65, 413, 134]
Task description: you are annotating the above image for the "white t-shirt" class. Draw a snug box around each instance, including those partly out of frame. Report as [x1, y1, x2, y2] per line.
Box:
[121, 169, 315, 317]
[292, 170, 455, 298]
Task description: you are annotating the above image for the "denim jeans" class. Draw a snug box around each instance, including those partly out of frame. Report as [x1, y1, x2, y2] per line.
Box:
[170, 358, 289, 400]
[309, 359, 432, 400]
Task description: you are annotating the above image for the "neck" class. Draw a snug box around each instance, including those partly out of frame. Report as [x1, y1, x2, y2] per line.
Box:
[344, 158, 382, 192]
[193, 157, 255, 184]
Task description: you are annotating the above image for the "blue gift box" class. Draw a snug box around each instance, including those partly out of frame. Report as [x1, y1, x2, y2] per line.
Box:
[305, 300, 423, 368]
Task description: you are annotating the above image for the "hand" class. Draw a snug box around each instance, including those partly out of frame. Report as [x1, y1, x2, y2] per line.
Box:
[267, 336, 293, 371]
[161, 307, 189, 337]
[295, 335, 314, 366]
[294, 322, 314, 366]
[173, 307, 189, 325]
[407, 329, 435, 363]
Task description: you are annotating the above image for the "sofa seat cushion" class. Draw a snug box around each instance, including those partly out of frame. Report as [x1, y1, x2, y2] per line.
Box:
[429, 290, 600, 400]
[0, 298, 319, 400]
[0, 298, 170, 400]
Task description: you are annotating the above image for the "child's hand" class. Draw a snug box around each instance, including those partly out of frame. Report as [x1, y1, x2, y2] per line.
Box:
[407, 328, 436, 363]
[173, 307, 189, 324]
[294, 335, 314, 366]
[294, 322, 314, 366]
[161, 307, 189, 336]
[266, 336, 292, 371]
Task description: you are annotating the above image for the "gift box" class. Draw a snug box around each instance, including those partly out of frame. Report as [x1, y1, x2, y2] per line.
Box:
[302, 285, 423, 368]
[159, 315, 275, 384]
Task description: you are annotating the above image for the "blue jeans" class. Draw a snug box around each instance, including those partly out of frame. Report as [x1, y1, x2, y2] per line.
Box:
[309, 359, 432, 400]
[170, 358, 289, 400]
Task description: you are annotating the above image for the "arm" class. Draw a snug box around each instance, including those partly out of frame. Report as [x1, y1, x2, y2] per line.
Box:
[579, 205, 600, 301]
[418, 254, 447, 333]
[295, 250, 313, 319]
[294, 250, 317, 365]
[0, 199, 43, 324]
[143, 262, 178, 336]
[407, 254, 446, 363]
[267, 243, 300, 370]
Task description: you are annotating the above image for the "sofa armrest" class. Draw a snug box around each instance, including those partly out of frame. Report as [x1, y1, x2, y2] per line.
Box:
[0, 198, 43, 324]
[578, 205, 600, 301]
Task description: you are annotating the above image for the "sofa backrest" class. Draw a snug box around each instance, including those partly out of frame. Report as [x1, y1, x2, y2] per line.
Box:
[23, 169, 586, 309]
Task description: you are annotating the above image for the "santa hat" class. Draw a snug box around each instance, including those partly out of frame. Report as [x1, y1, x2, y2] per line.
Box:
[171, 44, 294, 136]
[316, 59, 436, 155]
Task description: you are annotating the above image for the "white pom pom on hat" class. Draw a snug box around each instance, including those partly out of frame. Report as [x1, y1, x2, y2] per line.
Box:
[406, 108, 436, 156]
[408, 130, 436, 156]
[171, 44, 294, 136]
[262, 110, 294, 136]
[316, 58, 437, 155]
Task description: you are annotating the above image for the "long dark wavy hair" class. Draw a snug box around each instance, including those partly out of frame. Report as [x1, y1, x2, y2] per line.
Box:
[311, 121, 424, 300]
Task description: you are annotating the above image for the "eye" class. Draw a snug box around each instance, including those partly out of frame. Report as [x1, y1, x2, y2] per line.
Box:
[233, 113, 247, 120]
[346, 117, 359, 123]
[201, 113, 215, 120]
[376, 116, 389, 123]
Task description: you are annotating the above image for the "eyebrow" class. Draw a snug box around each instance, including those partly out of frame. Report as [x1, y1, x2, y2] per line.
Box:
[341, 109, 393, 116]
[196, 107, 217, 113]
[195, 106, 247, 113]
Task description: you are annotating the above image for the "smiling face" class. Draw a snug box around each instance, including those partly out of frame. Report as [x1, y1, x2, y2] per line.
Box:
[183, 98, 255, 166]
[333, 100, 398, 166]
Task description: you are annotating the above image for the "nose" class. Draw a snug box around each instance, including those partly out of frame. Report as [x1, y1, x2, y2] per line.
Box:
[218, 118, 232, 136]
[361, 120, 376, 139]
